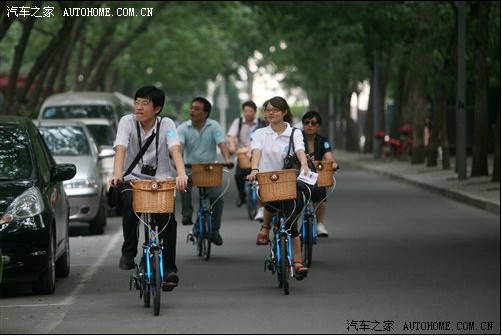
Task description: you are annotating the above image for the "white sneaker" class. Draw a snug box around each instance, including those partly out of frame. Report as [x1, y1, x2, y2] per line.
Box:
[317, 222, 328, 237]
[254, 207, 264, 222]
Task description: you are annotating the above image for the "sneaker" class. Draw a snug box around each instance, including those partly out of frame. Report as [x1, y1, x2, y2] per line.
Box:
[119, 255, 135, 270]
[254, 207, 264, 222]
[317, 222, 328, 237]
[162, 272, 179, 292]
[212, 232, 223, 246]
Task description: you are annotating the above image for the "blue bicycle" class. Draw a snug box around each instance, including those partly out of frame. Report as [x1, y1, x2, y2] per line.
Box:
[185, 162, 233, 261]
[129, 179, 176, 316]
[256, 169, 300, 295]
[300, 163, 337, 267]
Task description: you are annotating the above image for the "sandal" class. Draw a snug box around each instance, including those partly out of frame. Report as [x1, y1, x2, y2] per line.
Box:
[293, 261, 308, 280]
[256, 225, 270, 245]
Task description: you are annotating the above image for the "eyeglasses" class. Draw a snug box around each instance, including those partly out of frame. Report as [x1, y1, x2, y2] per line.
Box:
[303, 120, 318, 126]
[264, 108, 282, 114]
[135, 99, 151, 107]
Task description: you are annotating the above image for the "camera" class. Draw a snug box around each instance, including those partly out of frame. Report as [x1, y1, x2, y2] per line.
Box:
[141, 164, 157, 176]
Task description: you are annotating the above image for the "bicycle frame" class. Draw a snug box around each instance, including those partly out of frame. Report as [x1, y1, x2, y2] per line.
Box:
[142, 214, 164, 289]
[130, 212, 166, 316]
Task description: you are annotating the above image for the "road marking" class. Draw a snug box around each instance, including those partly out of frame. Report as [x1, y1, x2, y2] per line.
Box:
[34, 229, 122, 334]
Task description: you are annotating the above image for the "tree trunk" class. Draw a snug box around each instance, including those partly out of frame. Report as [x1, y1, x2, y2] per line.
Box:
[471, 1, 490, 176]
[3, 9, 36, 115]
[492, 101, 500, 181]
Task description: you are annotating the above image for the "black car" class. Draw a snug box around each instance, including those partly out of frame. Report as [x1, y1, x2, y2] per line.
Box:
[0, 116, 76, 294]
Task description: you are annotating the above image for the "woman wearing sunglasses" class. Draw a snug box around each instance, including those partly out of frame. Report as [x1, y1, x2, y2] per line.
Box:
[301, 110, 339, 237]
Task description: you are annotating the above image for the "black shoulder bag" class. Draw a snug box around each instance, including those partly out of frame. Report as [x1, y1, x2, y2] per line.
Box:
[282, 127, 316, 173]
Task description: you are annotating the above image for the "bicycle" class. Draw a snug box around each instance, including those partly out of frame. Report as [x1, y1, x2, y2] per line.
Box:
[128, 179, 176, 316]
[255, 169, 300, 295]
[185, 162, 234, 261]
[299, 161, 338, 267]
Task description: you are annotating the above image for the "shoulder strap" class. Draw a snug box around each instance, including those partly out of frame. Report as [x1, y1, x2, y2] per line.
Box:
[288, 127, 296, 155]
[124, 128, 156, 177]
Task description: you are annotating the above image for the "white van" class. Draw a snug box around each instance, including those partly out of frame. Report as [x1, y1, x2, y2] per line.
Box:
[37, 91, 134, 130]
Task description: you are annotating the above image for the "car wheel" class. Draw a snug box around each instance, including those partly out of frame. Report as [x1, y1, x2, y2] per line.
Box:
[55, 233, 70, 278]
[32, 234, 56, 295]
[89, 203, 106, 235]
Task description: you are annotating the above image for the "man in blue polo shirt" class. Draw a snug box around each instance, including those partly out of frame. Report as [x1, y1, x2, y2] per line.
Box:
[177, 97, 232, 245]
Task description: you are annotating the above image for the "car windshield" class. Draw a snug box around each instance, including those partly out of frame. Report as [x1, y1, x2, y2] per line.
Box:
[42, 105, 115, 122]
[0, 125, 33, 179]
[39, 125, 91, 156]
[85, 124, 115, 147]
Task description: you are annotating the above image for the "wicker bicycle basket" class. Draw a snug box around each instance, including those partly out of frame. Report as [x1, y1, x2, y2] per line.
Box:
[236, 147, 252, 169]
[191, 163, 224, 187]
[130, 180, 176, 213]
[256, 169, 297, 202]
[313, 160, 334, 187]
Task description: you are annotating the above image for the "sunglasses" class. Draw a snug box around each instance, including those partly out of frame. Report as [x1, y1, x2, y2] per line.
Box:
[303, 120, 318, 126]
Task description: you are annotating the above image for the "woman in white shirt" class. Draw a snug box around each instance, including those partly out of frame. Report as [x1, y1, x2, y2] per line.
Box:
[247, 96, 310, 279]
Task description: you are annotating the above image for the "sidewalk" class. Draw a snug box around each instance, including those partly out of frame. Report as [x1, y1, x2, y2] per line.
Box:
[335, 150, 500, 215]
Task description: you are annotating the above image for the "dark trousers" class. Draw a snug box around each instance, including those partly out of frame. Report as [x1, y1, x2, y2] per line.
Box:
[235, 165, 251, 202]
[118, 182, 178, 273]
[263, 181, 324, 237]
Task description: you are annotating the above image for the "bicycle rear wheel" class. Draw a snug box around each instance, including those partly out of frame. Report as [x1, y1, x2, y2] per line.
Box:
[152, 249, 161, 316]
[279, 235, 290, 295]
[301, 216, 314, 267]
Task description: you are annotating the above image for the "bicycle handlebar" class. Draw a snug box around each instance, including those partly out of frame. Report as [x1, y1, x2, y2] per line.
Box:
[184, 162, 235, 169]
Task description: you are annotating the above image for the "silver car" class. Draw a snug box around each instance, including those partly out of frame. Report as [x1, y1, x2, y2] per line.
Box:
[69, 118, 116, 188]
[37, 120, 113, 234]
[37, 91, 133, 130]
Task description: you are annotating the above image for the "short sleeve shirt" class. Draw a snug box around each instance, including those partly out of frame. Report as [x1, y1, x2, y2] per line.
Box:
[303, 132, 332, 160]
[177, 118, 226, 163]
[113, 114, 180, 180]
[227, 116, 261, 148]
[250, 123, 305, 172]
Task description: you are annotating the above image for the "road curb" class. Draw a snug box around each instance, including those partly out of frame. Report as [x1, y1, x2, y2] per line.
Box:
[341, 160, 500, 215]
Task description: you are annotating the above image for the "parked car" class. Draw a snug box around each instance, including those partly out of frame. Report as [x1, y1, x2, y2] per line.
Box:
[37, 91, 133, 130]
[0, 116, 76, 294]
[37, 120, 113, 234]
[66, 118, 116, 188]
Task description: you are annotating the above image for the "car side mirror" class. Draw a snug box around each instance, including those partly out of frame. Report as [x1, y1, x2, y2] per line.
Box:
[99, 148, 115, 159]
[51, 163, 77, 182]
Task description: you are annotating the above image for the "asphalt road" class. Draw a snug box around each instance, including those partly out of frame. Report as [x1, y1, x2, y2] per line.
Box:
[1, 167, 500, 334]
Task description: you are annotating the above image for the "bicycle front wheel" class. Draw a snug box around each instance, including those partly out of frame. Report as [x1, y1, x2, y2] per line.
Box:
[152, 249, 161, 316]
[202, 212, 211, 261]
[302, 217, 314, 267]
[279, 235, 290, 295]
